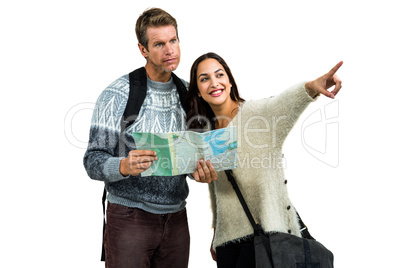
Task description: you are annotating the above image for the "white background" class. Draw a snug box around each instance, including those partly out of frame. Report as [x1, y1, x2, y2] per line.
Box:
[1, 0, 401, 267]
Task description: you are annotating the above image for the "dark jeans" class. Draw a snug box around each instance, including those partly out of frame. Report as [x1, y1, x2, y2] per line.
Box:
[216, 237, 255, 268]
[104, 202, 190, 268]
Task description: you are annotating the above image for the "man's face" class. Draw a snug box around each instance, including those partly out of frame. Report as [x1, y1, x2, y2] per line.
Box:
[139, 25, 181, 74]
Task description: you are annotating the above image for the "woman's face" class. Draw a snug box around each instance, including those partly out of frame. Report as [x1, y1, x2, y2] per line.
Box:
[196, 58, 233, 107]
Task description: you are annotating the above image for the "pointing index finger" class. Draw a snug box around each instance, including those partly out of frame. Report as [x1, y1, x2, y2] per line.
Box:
[328, 61, 343, 76]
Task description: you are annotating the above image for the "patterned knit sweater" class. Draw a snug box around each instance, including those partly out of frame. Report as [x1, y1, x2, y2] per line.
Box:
[83, 73, 189, 214]
[209, 82, 316, 249]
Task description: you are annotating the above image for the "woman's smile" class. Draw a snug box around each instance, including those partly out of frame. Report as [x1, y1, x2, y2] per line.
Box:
[210, 89, 224, 97]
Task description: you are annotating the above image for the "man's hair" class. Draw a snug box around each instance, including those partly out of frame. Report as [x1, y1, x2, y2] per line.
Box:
[135, 8, 179, 50]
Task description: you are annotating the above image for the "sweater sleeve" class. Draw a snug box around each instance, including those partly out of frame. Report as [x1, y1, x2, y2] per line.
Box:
[83, 76, 131, 183]
[265, 81, 317, 148]
[209, 182, 217, 228]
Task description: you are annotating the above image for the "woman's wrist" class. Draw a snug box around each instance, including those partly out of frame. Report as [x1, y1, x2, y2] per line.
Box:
[305, 81, 319, 98]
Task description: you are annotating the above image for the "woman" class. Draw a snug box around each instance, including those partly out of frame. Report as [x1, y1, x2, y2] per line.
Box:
[187, 52, 342, 267]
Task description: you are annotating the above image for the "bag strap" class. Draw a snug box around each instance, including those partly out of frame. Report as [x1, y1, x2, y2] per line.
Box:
[101, 188, 107, 261]
[122, 67, 148, 128]
[122, 67, 188, 128]
[296, 211, 315, 240]
[225, 170, 260, 232]
[224, 170, 274, 266]
[224, 170, 311, 237]
[171, 72, 189, 112]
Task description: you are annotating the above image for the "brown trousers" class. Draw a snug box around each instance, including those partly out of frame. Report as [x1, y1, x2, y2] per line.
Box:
[104, 202, 190, 268]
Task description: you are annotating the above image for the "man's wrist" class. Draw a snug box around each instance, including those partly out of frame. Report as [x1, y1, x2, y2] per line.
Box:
[119, 157, 128, 176]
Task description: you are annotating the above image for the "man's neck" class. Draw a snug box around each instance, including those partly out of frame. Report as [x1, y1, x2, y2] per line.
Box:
[144, 64, 172, 83]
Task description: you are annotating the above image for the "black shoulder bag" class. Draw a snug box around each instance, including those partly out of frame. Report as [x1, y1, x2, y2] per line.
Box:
[224, 170, 334, 268]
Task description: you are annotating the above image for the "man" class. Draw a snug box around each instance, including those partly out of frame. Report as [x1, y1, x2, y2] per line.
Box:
[84, 8, 215, 268]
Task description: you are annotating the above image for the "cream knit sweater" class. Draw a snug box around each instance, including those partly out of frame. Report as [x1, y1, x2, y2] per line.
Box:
[209, 82, 316, 250]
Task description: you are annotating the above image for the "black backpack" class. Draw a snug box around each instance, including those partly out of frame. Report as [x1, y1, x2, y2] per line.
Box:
[100, 67, 188, 261]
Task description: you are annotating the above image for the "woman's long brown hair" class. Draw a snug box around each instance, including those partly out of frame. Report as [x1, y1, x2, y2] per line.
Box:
[186, 52, 245, 131]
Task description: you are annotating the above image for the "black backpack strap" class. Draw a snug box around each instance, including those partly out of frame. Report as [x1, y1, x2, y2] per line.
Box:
[100, 188, 107, 261]
[171, 72, 189, 112]
[122, 67, 148, 128]
[118, 67, 148, 158]
[122, 68, 187, 127]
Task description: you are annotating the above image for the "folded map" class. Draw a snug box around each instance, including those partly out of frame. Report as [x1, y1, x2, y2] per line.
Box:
[133, 127, 238, 176]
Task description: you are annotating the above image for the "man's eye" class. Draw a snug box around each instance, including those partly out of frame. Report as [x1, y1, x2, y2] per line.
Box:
[156, 43, 163, 47]
[170, 39, 176, 43]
